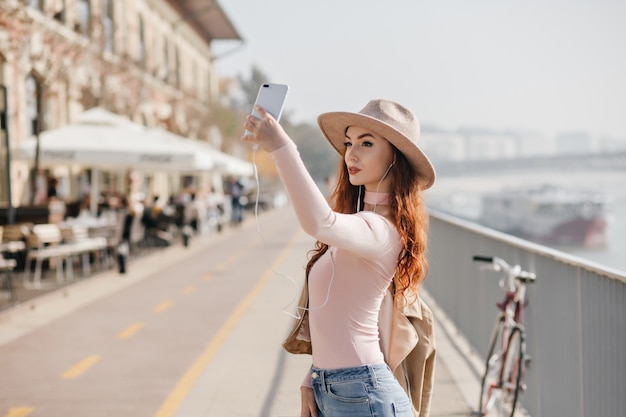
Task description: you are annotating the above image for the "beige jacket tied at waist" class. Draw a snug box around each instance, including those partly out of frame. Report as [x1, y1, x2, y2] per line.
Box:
[282, 283, 437, 417]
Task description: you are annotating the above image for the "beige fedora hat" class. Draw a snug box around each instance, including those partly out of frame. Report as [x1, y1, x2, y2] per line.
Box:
[317, 99, 435, 190]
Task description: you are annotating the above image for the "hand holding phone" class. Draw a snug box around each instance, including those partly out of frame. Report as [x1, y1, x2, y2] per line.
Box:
[245, 83, 289, 136]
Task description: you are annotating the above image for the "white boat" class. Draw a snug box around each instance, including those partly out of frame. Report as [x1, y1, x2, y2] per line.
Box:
[480, 184, 609, 248]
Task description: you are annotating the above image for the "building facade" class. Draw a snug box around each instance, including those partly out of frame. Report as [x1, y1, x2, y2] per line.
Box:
[0, 0, 241, 210]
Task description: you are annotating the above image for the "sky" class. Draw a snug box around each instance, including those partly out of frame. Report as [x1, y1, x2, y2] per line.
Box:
[213, 0, 626, 140]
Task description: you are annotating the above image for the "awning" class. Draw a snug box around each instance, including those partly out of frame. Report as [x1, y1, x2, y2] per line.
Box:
[164, 0, 243, 43]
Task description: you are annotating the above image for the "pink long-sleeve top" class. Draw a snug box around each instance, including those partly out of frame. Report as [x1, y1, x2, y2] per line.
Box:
[271, 142, 402, 383]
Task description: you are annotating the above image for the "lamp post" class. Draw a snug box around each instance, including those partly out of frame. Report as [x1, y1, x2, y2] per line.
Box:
[0, 85, 15, 224]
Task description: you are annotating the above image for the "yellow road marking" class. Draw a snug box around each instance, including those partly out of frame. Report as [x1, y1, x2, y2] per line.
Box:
[153, 300, 173, 313]
[116, 322, 144, 339]
[152, 230, 302, 417]
[233, 243, 255, 260]
[181, 285, 195, 295]
[61, 355, 101, 379]
[4, 408, 34, 417]
[215, 242, 256, 271]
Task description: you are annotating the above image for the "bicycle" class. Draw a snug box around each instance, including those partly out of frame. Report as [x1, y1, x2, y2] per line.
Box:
[474, 255, 536, 417]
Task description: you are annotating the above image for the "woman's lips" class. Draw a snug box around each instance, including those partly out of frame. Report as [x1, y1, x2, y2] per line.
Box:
[348, 167, 361, 175]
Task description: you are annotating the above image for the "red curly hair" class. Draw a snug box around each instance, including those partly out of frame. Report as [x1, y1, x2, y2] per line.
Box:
[305, 146, 429, 305]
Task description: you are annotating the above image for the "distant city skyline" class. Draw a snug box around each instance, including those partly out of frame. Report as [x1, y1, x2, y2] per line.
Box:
[214, 0, 626, 141]
[419, 128, 626, 163]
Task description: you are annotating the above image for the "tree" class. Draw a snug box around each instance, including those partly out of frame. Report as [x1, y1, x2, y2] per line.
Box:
[284, 119, 339, 185]
[237, 65, 270, 111]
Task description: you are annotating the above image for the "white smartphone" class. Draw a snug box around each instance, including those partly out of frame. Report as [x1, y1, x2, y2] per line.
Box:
[245, 83, 289, 135]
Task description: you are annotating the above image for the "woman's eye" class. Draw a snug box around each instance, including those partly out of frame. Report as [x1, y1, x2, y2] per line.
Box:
[343, 141, 352, 148]
[362, 141, 373, 147]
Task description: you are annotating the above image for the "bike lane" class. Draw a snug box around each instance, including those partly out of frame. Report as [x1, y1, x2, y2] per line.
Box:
[0, 207, 296, 416]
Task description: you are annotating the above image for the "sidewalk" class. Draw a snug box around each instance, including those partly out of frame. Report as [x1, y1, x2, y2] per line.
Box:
[0, 213, 479, 417]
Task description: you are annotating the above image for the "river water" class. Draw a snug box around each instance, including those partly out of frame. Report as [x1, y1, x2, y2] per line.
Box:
[426, 168, 626, 274]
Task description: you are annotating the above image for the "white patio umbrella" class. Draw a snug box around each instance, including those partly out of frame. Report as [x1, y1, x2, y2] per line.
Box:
[145, 127, 253, 176]
[145, 127, 215, 171]
[205, 149, 254, 177]
[15, 108, 196, 171]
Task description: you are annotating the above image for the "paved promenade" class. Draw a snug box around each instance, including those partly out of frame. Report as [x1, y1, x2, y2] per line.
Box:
[0, 206, 478, 417]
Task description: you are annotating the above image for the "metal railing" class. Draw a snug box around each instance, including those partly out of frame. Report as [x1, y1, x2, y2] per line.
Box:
[425, 210, 626, 417]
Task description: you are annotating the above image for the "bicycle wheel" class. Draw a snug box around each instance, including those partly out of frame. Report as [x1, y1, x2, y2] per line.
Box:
[501, 327, 525, 417]
[479, 316, 505, 416]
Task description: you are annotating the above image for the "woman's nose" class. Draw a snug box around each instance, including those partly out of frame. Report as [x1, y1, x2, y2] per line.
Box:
[346, 148, 357, 161]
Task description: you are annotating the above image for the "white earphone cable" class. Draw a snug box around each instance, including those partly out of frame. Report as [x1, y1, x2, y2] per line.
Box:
[251, 147, 334, 320]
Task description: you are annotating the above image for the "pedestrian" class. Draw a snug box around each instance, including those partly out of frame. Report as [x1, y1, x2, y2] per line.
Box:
[226, 176, 245, 226]
[47, 177, 66, 224]
[183, 193, 200, 233]
[205, 187, 225, 233]
[242, 99, 436, 417]
[117, 195, 134, 274]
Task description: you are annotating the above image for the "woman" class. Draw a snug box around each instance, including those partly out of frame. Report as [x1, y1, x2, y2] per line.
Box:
[243, 99, 436, 417]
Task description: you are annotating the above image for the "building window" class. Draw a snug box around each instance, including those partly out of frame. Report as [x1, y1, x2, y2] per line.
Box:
[77, 0, 91, 36]
[174, 47, 180, 87]
[53, 0, 66, 22]
[102, 0, 114, 53]
[0, 57, 5, 135]
[118, 0, 127, 56]
[25, 74, 42, 137]
[192, 60, 197, 93]
[0, 56, 5, 89]
[0, 58, 7, 204]
[28, 0, 43, 11]
[138, 15, 146, 66]
[163, 36, 169, 81]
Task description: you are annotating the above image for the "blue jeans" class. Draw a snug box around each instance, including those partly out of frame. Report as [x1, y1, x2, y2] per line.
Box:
[310, 364, 413, 417]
